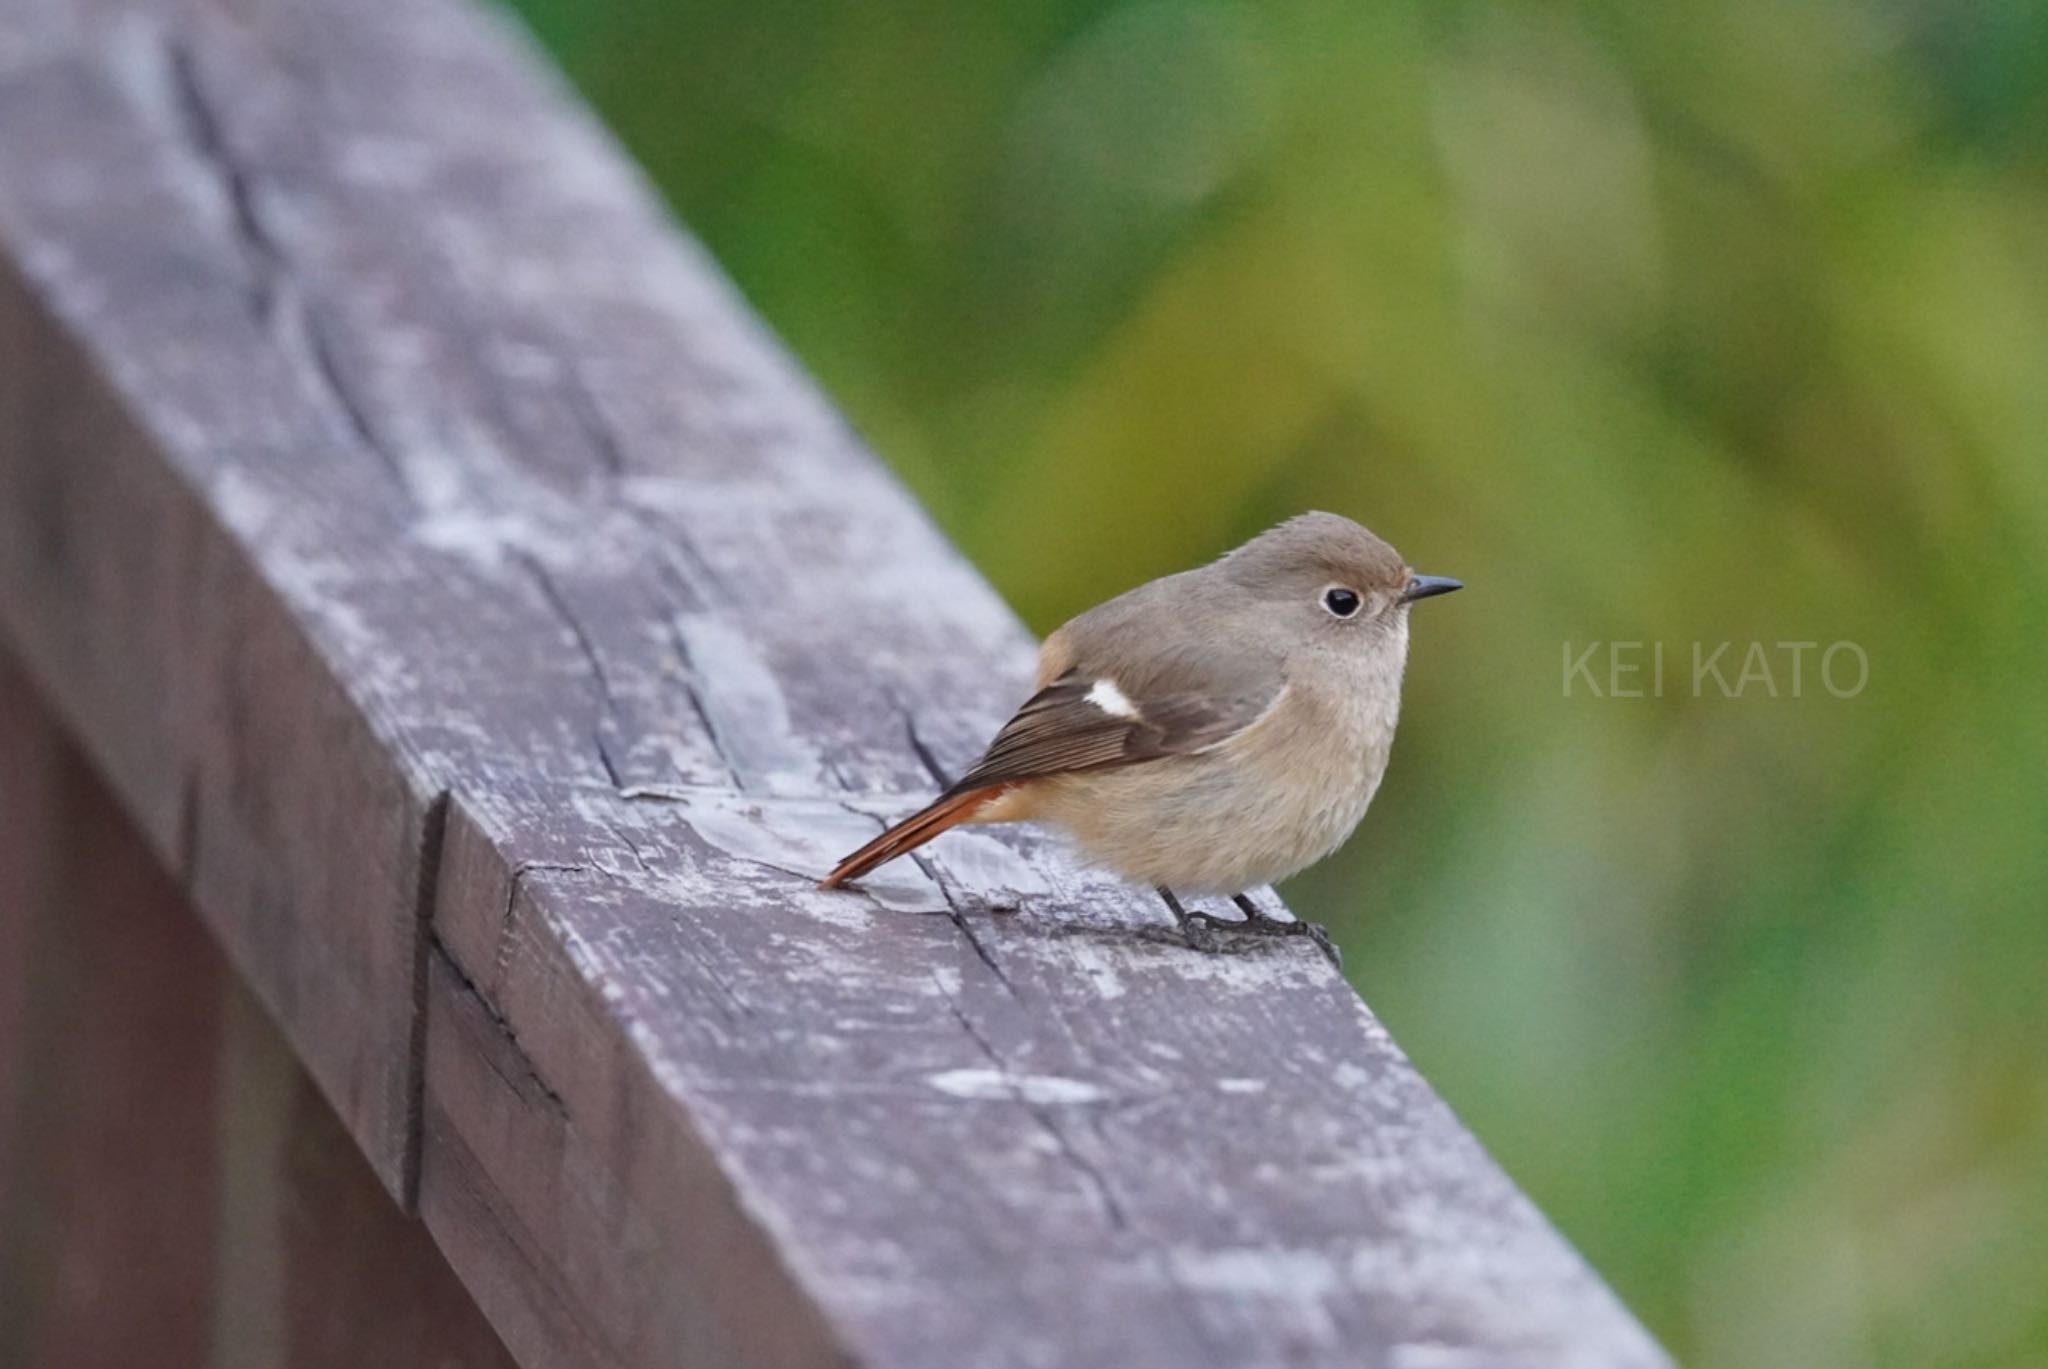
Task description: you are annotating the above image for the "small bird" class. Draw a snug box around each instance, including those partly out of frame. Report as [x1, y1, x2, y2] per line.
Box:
[823, 512, 1460, 959]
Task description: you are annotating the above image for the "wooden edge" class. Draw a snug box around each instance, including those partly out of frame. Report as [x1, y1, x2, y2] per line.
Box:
[0, 649, 519, 1368]
[0, 251, 436, 1196]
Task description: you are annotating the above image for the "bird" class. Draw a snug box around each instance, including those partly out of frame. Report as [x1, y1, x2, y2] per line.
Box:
[821, 512, 1460, 960]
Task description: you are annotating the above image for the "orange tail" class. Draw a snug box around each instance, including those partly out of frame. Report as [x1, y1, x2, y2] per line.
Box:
[822, 786, 1004, 888]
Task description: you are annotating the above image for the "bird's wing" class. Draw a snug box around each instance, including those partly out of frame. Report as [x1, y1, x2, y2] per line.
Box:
[944, 646, 1284, 797]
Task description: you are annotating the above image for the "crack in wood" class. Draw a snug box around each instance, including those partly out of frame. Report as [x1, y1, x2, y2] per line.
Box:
[162, 34, 279, 325]
[519, 556, 617, 712]
[680, 678, 740, 789]
[818, 752, 858, 796]
[601, 818, 654, 875]
[432, 937, 567, 1118]
[927, 916, 1241, 1347]
[517, 553, 636, 794]
[909, 850, 1016, 997]
[935, 982, 1129, 1232]
[619, 505, 717, 610]
[488, 859, 591, 1003]
[299, 306, 415, 497]
[661, 615, 746, 793]
[913, 860, 1147, 1257]
[658, 525, 732, 604]
[927, 923, 1231, 1357]
[558, 356, 627, 482]
[1025, 1104, 1129, 1233]
[159, 31, 419, 503]
[600, 518, 754, 792]
[614, 783, 722, 803]
[594, 731, 624, 790]
[402, 790, 454, 1208]
[647, 607, 743, 789]
[161, 31, 413, 497]
[901, 709, 952, 789]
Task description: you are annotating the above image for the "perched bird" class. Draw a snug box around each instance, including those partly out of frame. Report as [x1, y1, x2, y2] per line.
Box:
[823, 512, 1460, 959]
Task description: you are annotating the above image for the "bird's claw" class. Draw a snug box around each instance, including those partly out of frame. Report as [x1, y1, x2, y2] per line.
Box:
[1185, 910, 1343, 971]
[1159, 889, 1344, 971]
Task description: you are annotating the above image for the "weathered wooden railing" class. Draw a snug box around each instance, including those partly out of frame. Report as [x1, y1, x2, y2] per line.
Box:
[0, 1, 1671, 1365]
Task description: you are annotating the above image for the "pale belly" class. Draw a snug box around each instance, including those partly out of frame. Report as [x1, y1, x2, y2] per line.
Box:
[1031, 725, 1393, 895]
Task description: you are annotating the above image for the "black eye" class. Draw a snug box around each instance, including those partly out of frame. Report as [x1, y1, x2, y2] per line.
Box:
[1322, 587, 1361, 618]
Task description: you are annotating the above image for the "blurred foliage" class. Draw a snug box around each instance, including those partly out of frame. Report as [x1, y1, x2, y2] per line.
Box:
[501, 0, 2048, 1362]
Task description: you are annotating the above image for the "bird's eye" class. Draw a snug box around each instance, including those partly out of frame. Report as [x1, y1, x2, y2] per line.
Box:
[1322, 587, 1362, 618]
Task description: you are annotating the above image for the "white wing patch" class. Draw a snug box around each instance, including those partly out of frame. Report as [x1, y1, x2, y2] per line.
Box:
[1085, 678, 1140, 719]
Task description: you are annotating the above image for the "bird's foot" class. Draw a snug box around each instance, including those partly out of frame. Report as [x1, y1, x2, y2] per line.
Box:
[1222, 892, 1343, 970]
[1158, 888, 1343, 971]
[1157, 886, 1221, 953]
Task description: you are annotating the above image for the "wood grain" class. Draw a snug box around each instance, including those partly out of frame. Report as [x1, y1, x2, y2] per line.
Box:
[0, 656, 220, 1369]
[0, 0, 1672, 1365]
[0, 651, 516, 1369]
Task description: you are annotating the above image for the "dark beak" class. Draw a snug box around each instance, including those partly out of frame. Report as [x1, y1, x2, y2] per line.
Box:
[1401, 574, 1463, 603]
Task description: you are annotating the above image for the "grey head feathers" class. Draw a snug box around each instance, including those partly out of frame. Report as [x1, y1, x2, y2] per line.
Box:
[1217, 511, 1410, 600]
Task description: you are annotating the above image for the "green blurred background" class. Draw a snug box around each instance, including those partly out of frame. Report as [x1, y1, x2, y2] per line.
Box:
[500, 1, 2048, 1362]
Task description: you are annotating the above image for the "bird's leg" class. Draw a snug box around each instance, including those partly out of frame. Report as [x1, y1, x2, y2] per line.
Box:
[1230, 892, 1285, 926]
[1158, 886, 1221, 953]
[1227, 892, 1343, 971]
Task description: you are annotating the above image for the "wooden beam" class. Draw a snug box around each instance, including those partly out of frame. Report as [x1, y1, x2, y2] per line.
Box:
[0, 653, 517, 1369]
[0, 0, 1671, 1364]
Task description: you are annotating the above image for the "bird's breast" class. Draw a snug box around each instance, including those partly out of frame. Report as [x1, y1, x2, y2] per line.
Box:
[1238, 678, 1398, 870]
[1034, 669, 1401, 894]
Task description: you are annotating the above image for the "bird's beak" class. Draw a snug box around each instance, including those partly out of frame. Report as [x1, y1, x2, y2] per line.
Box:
[1401, 574, 1463, 603]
